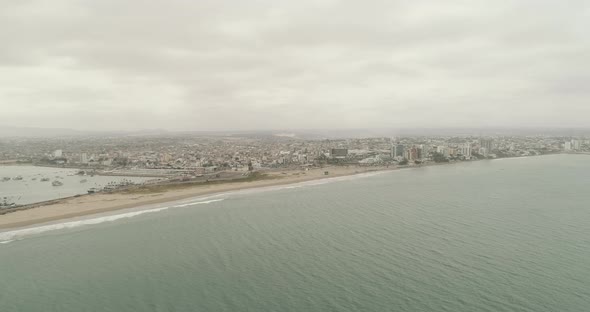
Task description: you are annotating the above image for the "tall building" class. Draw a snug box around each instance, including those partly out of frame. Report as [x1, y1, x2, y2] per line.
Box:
[53, 149, 63, 158]
[460, 144, 471, 158]
[571, 140, 581, 150]
[436, 146, 450, 157]
[81, 153, 88, 164]
[405, 147, 418, 161]
[479, 147, 488, 157]
[564, 141, 572, 151]
[480, 139, 494, 152]
[394, 144, 405, 157]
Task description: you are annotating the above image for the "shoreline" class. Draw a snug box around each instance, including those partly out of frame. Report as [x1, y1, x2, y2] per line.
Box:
[0, 153, 573, 231]
[0, 165, 404, 230]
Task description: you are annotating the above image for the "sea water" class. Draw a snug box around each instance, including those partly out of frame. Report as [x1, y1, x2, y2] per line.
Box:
[1, 155, 589, 311]
[0, 165, 151, 205]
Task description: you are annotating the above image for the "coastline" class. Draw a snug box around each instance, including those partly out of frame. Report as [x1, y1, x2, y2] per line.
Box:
[0, 165, 401, 230]
[0, 153, 573, 231]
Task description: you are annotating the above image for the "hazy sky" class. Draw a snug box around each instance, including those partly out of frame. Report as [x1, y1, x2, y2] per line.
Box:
[1, 0, 589, 131]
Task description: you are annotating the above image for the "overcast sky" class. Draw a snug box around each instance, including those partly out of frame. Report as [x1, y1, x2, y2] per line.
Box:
[1, 0, 589, 131]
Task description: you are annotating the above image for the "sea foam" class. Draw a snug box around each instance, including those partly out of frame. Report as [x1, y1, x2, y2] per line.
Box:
[0, 169, 389, 244]
[0, 198, 225, 244]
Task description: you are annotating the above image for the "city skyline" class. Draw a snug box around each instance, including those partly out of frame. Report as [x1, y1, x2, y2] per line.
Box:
[1, 0, 590, 131]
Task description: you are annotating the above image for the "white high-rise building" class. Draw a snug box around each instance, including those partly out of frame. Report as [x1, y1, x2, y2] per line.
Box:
[461, 144, 472, 158]
[437, 146, 450, 157]
[479, 147, 488, 157]
[571, 140, 581, 150]
[564, 142, 572, 151]
[53, 149, 63, 158]
[81, 153, 88, 164]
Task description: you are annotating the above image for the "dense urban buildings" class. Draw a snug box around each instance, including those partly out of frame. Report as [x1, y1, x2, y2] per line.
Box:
[1, 134, 588, 179]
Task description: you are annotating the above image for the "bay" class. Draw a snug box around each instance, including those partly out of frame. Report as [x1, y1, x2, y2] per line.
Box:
[0, 165, 151, 205]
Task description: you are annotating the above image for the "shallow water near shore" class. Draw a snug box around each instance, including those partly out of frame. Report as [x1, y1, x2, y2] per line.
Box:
[1, 155, 590, 311]
[0, 170, 388, 241]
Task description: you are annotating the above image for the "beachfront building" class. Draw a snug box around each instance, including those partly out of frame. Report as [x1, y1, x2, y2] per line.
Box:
[460, 144, 472, 158]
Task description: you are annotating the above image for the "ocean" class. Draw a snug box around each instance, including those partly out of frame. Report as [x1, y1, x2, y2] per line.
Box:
[1, 155, 589, 311]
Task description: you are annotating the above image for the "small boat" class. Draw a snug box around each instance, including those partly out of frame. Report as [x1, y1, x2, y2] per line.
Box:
[31, 177, 37, 181]
[52, 180, 63, 186]
[1, 177, 10, 182]
[87, 187, 99, 194]
[13, 176, 23, 180]
[1, 197, 17, 208]
[80, 179, 88, 183]
[40, 177, 50, 182]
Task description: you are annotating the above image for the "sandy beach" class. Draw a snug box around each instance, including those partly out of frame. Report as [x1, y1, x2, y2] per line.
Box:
[0, 165, 398, 230]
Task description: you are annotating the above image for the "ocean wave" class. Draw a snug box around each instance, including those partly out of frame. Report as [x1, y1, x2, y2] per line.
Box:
[0, 171, 389, 244]
[284, 185, 304, 189]
[0, 198, 225, 244]
[172, 198, 225, 208]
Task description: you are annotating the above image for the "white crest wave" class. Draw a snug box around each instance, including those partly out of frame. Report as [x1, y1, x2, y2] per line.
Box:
[0, 198, 225, 244]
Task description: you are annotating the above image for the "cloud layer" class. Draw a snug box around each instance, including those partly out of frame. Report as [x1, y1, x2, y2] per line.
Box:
[1, 0, 589, 130]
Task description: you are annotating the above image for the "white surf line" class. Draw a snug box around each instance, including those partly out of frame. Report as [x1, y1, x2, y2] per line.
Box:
[170, 198, 225, 208]
[0, 198, 226, 244]
[0, 168, 394, 244]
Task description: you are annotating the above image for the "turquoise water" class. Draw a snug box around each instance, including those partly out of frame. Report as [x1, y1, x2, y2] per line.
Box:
[1, 155, 590, 311]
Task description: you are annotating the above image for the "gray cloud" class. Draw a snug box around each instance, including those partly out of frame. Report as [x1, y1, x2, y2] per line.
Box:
[1, 0, 589, 131]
